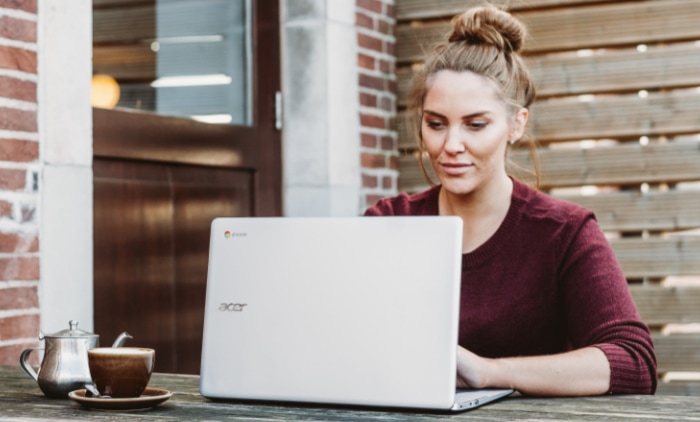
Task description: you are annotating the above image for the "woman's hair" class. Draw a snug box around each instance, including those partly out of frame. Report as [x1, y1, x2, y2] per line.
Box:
[407, 4, 540, 186]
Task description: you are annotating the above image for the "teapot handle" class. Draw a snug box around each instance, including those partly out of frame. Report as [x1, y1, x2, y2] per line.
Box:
[19, 348, 43, 382]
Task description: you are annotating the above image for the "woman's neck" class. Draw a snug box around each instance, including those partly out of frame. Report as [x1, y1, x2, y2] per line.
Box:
[439, 175, 514, 253]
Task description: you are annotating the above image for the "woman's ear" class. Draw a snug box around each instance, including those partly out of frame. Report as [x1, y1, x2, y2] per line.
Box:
[510, 108, 529, 141]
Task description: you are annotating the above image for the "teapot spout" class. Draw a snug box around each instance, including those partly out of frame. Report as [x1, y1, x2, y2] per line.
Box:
[111, 332, 133, 348]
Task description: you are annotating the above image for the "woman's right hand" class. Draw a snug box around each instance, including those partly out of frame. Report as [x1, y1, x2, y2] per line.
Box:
[456, 346, 495, 389]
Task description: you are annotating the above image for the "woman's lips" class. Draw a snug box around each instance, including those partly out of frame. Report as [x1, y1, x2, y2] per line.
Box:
[440, 162, 473, 176]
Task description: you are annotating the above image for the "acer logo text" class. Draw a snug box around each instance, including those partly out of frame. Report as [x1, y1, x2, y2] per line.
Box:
[219, 303, 247, 312]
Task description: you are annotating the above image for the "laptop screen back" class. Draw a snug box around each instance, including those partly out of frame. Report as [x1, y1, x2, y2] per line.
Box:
[200, 216, 463, 410]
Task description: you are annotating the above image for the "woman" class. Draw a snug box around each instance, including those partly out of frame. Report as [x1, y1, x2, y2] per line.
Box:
[365, 5, 656, 396]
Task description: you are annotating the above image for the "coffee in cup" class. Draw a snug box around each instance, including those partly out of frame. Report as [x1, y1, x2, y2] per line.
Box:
[87, 347, 155, 398]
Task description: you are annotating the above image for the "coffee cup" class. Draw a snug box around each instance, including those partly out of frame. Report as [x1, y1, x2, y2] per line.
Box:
[87, 347, 155, 398]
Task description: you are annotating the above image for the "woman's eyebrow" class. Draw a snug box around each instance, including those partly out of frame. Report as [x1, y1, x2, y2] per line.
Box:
[422, 109, 446, 119]
[422, 109, 491, 119]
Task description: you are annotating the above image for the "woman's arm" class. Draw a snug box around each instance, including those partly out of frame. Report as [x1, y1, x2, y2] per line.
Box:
[456, 345, 610, 396]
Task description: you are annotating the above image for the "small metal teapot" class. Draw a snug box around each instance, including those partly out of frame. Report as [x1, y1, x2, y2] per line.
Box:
[19, 320, 132, 398]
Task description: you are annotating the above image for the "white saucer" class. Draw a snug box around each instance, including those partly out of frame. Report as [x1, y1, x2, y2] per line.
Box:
[68, 387, 173, 410]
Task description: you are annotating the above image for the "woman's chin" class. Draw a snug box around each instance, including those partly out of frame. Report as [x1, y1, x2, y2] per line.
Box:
[438, 178, 478, 197]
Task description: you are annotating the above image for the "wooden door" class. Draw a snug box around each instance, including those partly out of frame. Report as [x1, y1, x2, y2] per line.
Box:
[92, 0, 281, 374]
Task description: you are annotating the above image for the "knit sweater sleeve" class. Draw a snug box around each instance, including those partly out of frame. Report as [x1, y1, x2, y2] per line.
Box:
[559, 212, 657, 394]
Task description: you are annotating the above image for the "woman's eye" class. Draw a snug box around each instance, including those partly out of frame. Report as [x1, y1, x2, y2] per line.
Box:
[467, 121, 488, 130]
[425, 120, 444, 129]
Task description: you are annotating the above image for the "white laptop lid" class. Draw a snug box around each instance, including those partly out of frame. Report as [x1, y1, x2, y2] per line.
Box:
[200, 216, 464, 410]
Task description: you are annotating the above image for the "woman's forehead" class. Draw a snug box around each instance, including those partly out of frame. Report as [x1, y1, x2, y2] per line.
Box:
[424, 70, 505, 110]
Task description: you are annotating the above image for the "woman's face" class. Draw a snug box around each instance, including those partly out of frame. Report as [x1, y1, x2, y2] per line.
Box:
[421, 70, 527, 198]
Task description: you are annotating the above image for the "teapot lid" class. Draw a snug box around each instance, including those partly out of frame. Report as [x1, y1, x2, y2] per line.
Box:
[44, 320, 98, 338]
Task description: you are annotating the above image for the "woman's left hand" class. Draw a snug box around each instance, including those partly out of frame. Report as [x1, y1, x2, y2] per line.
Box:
[456, 345, 611, 395]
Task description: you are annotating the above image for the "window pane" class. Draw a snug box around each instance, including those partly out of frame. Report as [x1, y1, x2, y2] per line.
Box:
[92, 0, 252, 126]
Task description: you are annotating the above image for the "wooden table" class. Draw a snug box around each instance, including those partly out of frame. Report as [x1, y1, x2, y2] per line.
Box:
[1, 365, 699, 421]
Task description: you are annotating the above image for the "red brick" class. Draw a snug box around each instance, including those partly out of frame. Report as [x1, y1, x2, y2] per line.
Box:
[0, 342, 41, 365]
[380, 96, 394, 111]
[0, 76, 37, 102]
[361, 152, 387, 168]
[359, 73, 385, 90]
[389, 155, 399, 170]
[356, 11, 373, 29]
[0, 46, 37, 73]
[0, 200, 11, 218]
[362, 174, 378, 188]
[360, 113, 386, 129]
[377, 19, 392, 36]
[361, 133, 377, 148]
[0, 168, 26, 191]
[0, 232, 39, 253]
[0, 16, 37, 43]
[0, 256, 39, 280]
[0, 0, 37, 13]
[385, 3, 396, 19]
[0, 286, 39, 310]
[357, 0, 382, 14]
[360, 92, 377, 107]
[0, 139, 39, 162]
[381, 135, 395, 150]
[0, 313, 39, 342]
[357, 33, 382, 52]
[0, 108, 37, 132]
[385, 41, 396, 56]
[388, 80, 398, 95]
[379, 59, 394, 74]
[382, 176, 394, 190]
[358, 53, 375, 70]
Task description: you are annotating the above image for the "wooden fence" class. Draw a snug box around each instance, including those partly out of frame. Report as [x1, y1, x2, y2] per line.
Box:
[395, 0, 700, 395]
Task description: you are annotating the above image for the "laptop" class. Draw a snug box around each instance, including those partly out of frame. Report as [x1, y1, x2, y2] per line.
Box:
[200, 217, 513, 412]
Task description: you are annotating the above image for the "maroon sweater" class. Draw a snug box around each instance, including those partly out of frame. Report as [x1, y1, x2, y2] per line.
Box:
[365, 179, 657, 394]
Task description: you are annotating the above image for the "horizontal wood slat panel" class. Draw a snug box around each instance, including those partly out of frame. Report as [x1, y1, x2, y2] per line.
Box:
[529, 90, 700, 142]
[530, 43, 700, 98]
[397, 44, 700, 102]
[554, 190, 700, 233]
[396, 111, 413, 150]
[630, 286, 700, 325]
[611, 237, 700, 279]
[652, 333, 700, 373]
[396, 0, 613, 20]
[93, 5, 155, 44]
[396, 0, 700, 62]
[656, 381, 700, 396]
[398, 142, 700, 192]
[516, 142, 700, 189]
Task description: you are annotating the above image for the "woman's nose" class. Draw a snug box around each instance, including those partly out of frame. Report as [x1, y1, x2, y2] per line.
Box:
[443, 127, 465, 154]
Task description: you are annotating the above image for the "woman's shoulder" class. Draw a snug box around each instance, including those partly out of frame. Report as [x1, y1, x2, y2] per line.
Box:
[364, 185, 440, 216]
[512, 178, 594, 226]
[508, 179, 605, 260]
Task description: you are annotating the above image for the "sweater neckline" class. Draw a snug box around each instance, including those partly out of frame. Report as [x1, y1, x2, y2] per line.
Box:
[427, 179, 527, 268]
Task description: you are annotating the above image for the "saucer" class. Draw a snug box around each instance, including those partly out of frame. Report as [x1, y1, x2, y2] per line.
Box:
[68, 387, 173, 410]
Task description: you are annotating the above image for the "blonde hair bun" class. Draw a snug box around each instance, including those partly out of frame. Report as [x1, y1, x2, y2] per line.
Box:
[448, 4, 527, 53]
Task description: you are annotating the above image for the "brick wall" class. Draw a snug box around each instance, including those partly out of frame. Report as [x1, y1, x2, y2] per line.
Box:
[356, 0, 398, 210]
[0, 0, 41, 364]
